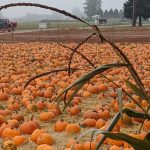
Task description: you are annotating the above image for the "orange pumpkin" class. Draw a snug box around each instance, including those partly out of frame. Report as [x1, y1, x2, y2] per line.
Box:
[66, 124, 81, 134]
[54, 120, 68, 132]
[0, 115, 5, 125]
[83, 142, 96, 150]
[36, 100, 47, 110]
[73, 143, 84, 150]
[107, 137, 124, 147]
[13, 135, 27, 146]
[39, 112, 55, 122]
[2, 127, 20, 138]
[20, 121, 38, 135]
[67, 106, 80, 116]
[143, 119, 150, 130]
[83, 118, 96, 127]
[95, 119, 106, 128]
[36, 133, 54, 145]
[0, 91, 9, 101]
[31, 129, 46, 143]
[36, 144, 55, 150]
[83, 110, 100, 120]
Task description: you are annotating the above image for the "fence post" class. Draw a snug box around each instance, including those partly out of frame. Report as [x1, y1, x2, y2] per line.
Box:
[11, 24, 14, 43]
[58, 21, 59, 31]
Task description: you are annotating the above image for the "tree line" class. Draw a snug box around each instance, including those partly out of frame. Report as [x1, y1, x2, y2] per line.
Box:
[84, 0, 123, 19]
[84, 0, 150, 26]
[102, 9, 123, 18]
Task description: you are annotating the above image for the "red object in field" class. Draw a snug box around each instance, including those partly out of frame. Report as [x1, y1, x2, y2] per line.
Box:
[9, 22, 17, 31]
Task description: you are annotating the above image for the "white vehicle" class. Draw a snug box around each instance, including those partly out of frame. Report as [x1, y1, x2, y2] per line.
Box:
[39, 22, 47, 29]
[92, 15, 107, 25]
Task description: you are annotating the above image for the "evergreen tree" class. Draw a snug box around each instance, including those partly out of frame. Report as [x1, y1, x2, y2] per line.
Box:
[97, 8, 104, 17]
[108, 9, 114, 17]
[119, 9, 124, 18]
[124, 0, 150, 26]
[114, 9, 119, 18]
[104, 9, 109, 18]
[84, 0, 102, 18]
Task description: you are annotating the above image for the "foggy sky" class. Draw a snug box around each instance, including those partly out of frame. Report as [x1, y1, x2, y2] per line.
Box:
[1, 0, 126, 18]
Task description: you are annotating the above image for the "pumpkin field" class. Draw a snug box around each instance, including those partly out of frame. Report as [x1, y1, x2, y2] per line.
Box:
[0, 42, 149, 150]
[0, 2, 150, 150]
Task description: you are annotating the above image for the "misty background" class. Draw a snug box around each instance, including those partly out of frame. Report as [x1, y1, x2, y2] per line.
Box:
[0, 0, 125, 22]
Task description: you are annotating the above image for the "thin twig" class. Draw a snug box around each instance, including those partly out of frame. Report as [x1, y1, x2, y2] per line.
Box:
[93, 25, 146, 95]
[59, 44, 96, 69]
[24, 68, 79, 89]
[67, 33, 96, 76]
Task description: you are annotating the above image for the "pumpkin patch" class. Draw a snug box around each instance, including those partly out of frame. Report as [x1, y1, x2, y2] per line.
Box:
[0, 42, 149, 150]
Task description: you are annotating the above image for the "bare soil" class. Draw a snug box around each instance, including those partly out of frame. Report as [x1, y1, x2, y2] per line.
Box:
[0, 28, 150, 43]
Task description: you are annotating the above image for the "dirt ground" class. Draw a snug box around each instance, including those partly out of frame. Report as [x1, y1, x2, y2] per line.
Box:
[0, 27, 150, 43]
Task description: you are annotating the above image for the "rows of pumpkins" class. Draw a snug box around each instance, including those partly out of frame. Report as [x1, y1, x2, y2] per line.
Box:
[0, 43, 149, 150]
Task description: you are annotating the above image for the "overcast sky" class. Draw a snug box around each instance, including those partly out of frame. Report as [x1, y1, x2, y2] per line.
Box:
[0, 0, 126, 18]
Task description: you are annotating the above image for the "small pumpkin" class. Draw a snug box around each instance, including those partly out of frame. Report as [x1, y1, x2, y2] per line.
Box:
[83, 110, 100, 120]
[12, 113, 24, 122]
[7, 119, 20, 128]
[36, 144, 55, 150]
[95, 119, 106, 129]
[0, 91, 9, 101]
[83, 142, 96, 150]
[0, 109, 12, 116]
[20, 121, 38, 135]
[73, 143, 84, 150]
[13, 135, 27, 146]
[36, 133, 54, 145]
[0, 122, 12, 137]
[2, 127, 20, 139]
[31, 129, 46, 143]
[36, 100, 47, 110]
[54, 119, 68, 132]
[0, 115, 5, 125]
[107, 137, 124, 147]
[83, 118, 96, 127]
[66, 123, 81, 134]
[39, 112, 55, 122]
[98, 84, 108, 91]
[67, 105, 80, 116]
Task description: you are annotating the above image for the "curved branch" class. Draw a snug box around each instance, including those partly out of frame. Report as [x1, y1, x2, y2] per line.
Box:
[68, 33, 96, 76]
[24, 68, 79, 89]
[93, 25, 146, 94]
[59, 44, 96, 69]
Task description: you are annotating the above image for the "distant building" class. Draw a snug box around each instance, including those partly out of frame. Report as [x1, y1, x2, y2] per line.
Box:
[92, 15, 107, 25]
[92, 15, 101, 25]
[39, 22, 47, 29]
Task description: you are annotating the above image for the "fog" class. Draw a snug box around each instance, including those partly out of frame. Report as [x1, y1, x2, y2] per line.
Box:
[0, 0, 126, 18]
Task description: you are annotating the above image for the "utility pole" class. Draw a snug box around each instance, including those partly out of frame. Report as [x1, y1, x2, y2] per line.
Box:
[132, 0, 136, 27]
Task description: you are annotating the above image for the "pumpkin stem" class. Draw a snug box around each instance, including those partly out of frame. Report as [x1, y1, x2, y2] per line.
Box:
[60, 119, 64, 122]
